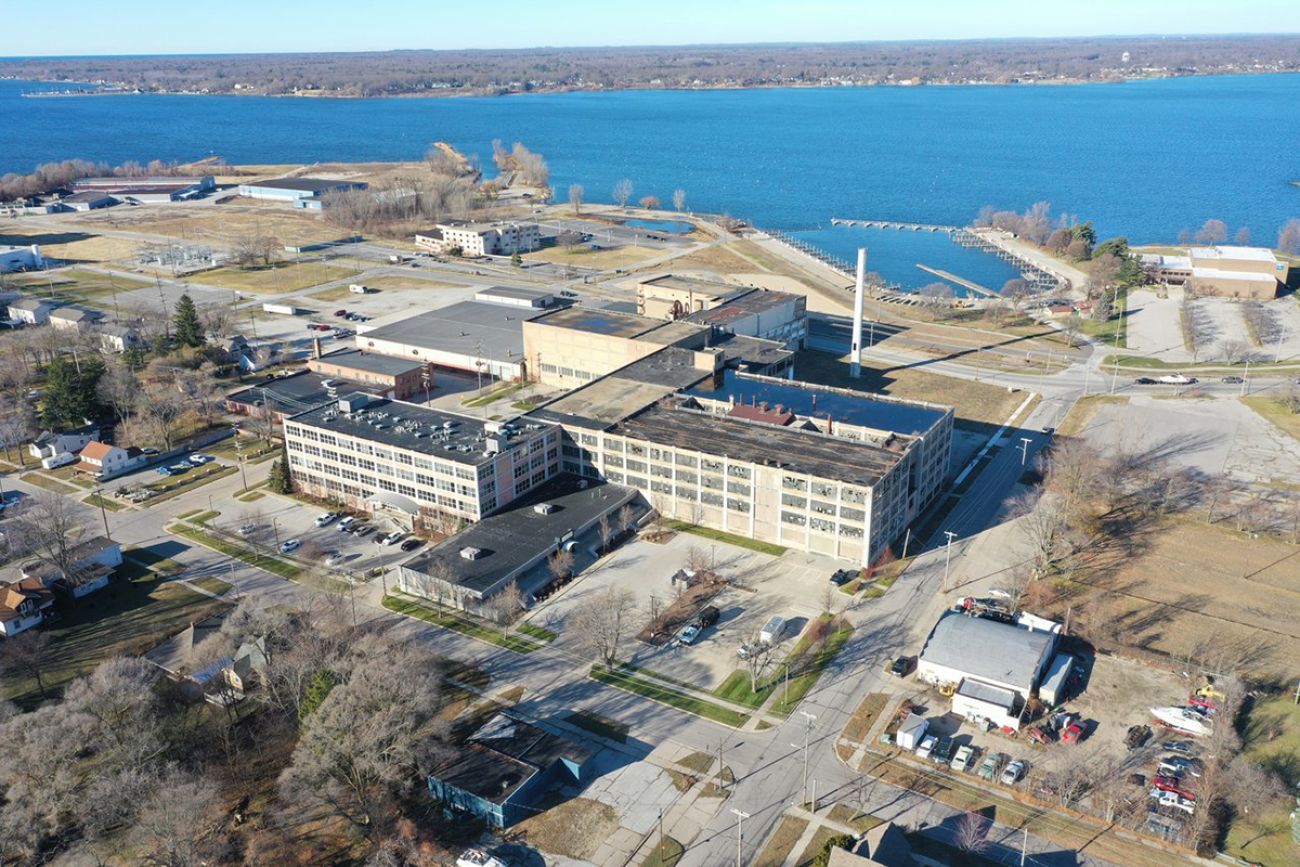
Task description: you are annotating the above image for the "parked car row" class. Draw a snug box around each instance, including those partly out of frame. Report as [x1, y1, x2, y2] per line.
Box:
[914, 735, 1028, 787]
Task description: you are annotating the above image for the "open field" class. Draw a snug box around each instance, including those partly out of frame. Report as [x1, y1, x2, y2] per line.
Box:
[791, 350, 1026, 425]
[1057, 394, 1130, 437]
[527, 243, 661, 270]
[0, 227, 142, 263]
[0, 574, 230, 706]
[2, 266, 150, 305]
[185, 261, 359, 293]
[1075, 519, 1300, 675]
[1243, 396, 1300, 443]
[348, 275, 465, 292]
[515, 796, 621, 861]
[63, 204, 349, 248]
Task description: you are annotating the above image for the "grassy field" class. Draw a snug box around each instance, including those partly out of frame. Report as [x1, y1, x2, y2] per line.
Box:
[1224, 696, 1300, 866]
[564, 709, 629, 743]
[0, 227, 141, 263]
[168, 523, 307, 583]
[0, 574, 230, 706]
[754, 815, 809, 867]
[662, 519, 787, 556]
[142, 464, 237, 504]
[841, 692, 890, 746]
[1102, 353, 1300, 372]
[515, 797, 621, 862]
[790, 350, 1027, 425]
[589, 664, 750, 727]
[517, 622, 558, 643]
[794, 826, 843, 867]
[19, 471, 81, 494]
[190, 576, 234, 596]
[462, 380, 529, 408]
[70, 205, 347, 248]
[382, 593, 546, 653]
[1057, 394, 1130, 437]
[526, 244, 660, 270]
[341, 275, 464, 292]
[712, 614, 855, 715]
[83, 492, 128, 512]
[826, 803, 882, 834]
[3, 267, 150, 304]
[1242, 396, 1300, 443]
[186, 261, 359, 293]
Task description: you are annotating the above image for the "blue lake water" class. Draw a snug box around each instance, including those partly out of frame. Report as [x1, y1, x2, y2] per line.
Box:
[2, 73, 1298, 250]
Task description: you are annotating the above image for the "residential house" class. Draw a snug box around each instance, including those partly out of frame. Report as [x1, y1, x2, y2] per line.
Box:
[29, 424, 100, 461]
[8, 297, 53, 326]
[21, 536, 122, 599]
[49, 306, 103, 332]
[227, 638, 268, 692]
[99, 323, 143, 353]
[76, 441, 133, 478]
[0, 578, 56, 637]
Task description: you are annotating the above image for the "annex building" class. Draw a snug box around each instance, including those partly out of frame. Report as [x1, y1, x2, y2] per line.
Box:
[1142, 245, 1291, 299]
[415, 221, 541, 256]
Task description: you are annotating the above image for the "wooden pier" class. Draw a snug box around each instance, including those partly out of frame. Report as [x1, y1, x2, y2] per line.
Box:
[915, 264, 998, 298]
[830, 218, 958, 233]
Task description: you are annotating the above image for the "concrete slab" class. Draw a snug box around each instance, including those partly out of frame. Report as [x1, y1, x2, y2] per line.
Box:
[582, 761, 680, 835]
[1193, 297, 1253, 361]
[1124, 288, 1191, 361]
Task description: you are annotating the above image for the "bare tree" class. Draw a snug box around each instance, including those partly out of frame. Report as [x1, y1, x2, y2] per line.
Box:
[488, 580, 524, 625]
[953, 810, 990, 853]
[598, 513, 614, 554]
[548, 548, 575, 584]
[1234, 225, 1252, 245]
[1195, 219, 1228, 245]
[0, 630, 52, 698]
[638, 195, 661, 210]
[612, 178, 634, 209]
[231, 228, 279, 268]
[742, 632, 775, 691]
[1009, 490, 1069, 575]
[570, 587, 636, 667]
[672, 188, 687, 212]
[10, 492, 97, 589]
[96, 357, 143, 424]
[568, 183, 584, 215]
[1219, 338, 1250, 364]
[128, 771, 222, 867]
[617, 503, 638, 536]
[683, 544, 712, 574]
[1279, 218, 1300, 256]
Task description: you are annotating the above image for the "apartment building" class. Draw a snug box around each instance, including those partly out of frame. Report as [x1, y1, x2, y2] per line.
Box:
[415, 221, 541, 257]
[283, 393, 560, 530]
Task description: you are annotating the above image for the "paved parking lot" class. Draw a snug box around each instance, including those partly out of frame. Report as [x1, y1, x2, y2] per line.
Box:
[531, 532, 852, 690]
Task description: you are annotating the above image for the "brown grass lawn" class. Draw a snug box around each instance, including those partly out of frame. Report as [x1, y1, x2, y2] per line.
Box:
[794, 826, 842, 867]
[1057, 394, 1130, 437]
[1225, 696, 1300, 866]
[0, 227, 141, 263]
[2, 267, 150, 304]
[515, 796, 621, 861]
[791, 350, 1026, 425]
[66, 204, 347, 248]
[1242, 396, 1300, 444]
[1087, 519, 1300, 676]
[1, 574, 231, 707]
[754, 814, 809, 867]
[340, 275, 465, 292]
[525, 244, 659, 270]
[841, 692, 889, 746]
[186, 261, 359, 293]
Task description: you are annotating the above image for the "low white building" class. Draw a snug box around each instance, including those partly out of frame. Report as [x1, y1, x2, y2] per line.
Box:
[0, 244, 42, 273]
[30, 425, 100, 461]
[50, 306, 103, 332]
[0, 579, 56, 637]
[917, 613, 1059, 707]
[8, 297, 53, 325]
[99, 323, 143, 353]
[76, 440, 133, 478]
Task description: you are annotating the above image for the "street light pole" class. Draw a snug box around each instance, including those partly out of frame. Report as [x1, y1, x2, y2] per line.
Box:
[1018, 437, 1033, 467]
[798, 710, 816, 808]
[942, 530, 957, 587]
[730, 809, 750, 867]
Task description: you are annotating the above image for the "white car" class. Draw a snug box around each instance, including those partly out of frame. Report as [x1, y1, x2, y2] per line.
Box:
[187, 454, 209, 466]
[678, 624, 702, 645]
[915, 735, 937, 761]
[380, 530, 404, 546]
[237, 524, 259, 537]
[337, 516, 356, 532]
[950, 745, 975, 773]
[280, 538, 302, 553]
[314, 512, 338, 528]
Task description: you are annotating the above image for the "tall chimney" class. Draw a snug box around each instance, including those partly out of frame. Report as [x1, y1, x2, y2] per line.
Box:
[850, 247, 866, 378]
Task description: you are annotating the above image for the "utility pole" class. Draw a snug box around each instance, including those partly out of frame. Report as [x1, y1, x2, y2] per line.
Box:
[716, 739, 725, 792]
[730, 809, 750, 867]
[942, 530, 957, 588]
[796, 710, 817, 808]
[94, 486, 111, 539]
[1018, 436, 1033, 467]
[1021, 826, 1028, 866]
[1240, 359, 1250, 396]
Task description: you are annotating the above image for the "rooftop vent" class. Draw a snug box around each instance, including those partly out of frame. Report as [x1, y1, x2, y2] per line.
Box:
[460, 546, 484, 561]
[533, 503, 556, 515]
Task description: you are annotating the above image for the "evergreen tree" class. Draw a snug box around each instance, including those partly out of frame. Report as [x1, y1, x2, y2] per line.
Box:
[267, 441, 293, 494]
[298, 668, 337, 724]
[40, 356, 105, 428]
[173, 292, 205, 348]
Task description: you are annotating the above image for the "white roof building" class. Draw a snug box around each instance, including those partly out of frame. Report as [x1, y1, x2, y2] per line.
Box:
[916, 613, 1058, 701]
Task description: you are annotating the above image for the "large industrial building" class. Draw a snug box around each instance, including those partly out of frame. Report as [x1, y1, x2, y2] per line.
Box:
[283, 392, 561, 530]
[637, 274, 808, 348]
[1142, 245, 1291, 299]
[70, 175, 214, 203]
[356, 301, 547, 380]
[236, 177, 367, 208]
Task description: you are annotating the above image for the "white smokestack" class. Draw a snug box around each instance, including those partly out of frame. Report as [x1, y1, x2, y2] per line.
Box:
[850, 247, 866, 378]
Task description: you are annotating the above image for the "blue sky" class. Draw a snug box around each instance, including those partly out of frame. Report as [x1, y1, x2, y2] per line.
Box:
[15, 0, 1300, 56]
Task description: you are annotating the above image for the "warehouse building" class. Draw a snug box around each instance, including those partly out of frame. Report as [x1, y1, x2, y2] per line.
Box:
[307, 348, 431, 401]
[283, 393, 560, 530]
[236, 177, 367, 208]
[0, 244, 43, 273]
[916, 613, 1060, 730]
[70, 175, 214, 203]
[356, 301, 546, 380]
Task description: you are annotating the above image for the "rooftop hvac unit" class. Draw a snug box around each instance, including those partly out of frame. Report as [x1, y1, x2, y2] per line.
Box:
[533, 503, 556, 515]
[460, 546, 484, 560]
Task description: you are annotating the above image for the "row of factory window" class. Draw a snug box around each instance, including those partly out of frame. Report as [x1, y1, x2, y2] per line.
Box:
[538, 363, 596, 382]
[288, 427, 482, 480]
[779, 511, 865, 539]
[290, 462, 478, 514]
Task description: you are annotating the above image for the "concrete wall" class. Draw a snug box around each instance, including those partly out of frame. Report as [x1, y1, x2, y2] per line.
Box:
[523, 320, 663, 388]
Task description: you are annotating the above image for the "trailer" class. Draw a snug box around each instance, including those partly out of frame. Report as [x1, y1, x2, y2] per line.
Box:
[261, 302, 305, 316]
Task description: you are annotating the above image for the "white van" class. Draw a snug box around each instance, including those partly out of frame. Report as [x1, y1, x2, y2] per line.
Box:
[348, 283, 371, 295]
[41, 451, 76, 470]
[760, 615, 786, 645]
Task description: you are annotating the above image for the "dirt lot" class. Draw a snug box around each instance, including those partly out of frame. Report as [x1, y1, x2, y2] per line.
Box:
[514, 796, 621, 861]
[1090, 520, 1300, 676]
[64, 203, 350, 248]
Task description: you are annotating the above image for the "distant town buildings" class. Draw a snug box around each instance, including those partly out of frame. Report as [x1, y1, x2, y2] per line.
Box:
[1142, 245, 1291, 299]
[70, 175, 215, 203]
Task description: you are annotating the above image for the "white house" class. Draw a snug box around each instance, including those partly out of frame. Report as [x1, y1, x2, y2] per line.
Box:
[98, 323, 143, 353]
[20, 536, 122, 599]
[8, 297, 53, 326]
[76, 440, 132, 478]
[29, 425, 100, 461]
[0, 578, 56, 637]
[50, 306, 103, 332]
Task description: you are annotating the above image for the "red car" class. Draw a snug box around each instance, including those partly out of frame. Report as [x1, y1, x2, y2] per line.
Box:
[1153, 775, 1196, 800]
[1061, 722, 1086, 744]
[1028, 726, 1056, 745]
[333, 309, 348, 317]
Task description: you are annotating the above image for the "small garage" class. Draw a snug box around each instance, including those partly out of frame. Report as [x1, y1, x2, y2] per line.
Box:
[1038, 653, 1075, 706]
[952, 679, 1023, 731]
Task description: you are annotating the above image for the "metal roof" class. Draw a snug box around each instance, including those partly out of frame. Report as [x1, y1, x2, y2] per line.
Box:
[920, 614, 1056, 692]
[360, 302, 545, 364]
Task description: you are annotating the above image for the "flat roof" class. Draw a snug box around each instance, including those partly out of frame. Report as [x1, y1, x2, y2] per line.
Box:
[689, 371, 948, 437]
[62, 191, 115, 203]
[528, 346, 715, 427]
[361, 302, 545, 364]
[530, 306, 664, 339]
[712, 333, 794, 370]
[428, 712, 594, 805]
[685, 288, 804, 326]
[475, 286, 553, 302]
[288, 396, 552, 465]
[241, 177, 363, 193]
[226, 370, 353, 415]
[1189, 245, 1278, 263]
[640, 273, 735, 296]
[612, 400, 909, 486]
[314, 348, 425, 377]
[920, 614, 1056, 691]
[403, 474, 639, 595]
[1189, 266, 1277, 283]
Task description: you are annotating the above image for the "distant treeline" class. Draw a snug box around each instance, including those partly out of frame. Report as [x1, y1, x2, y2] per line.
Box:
[0, 158, 186, 201]
[6, 35, 1300, 98]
